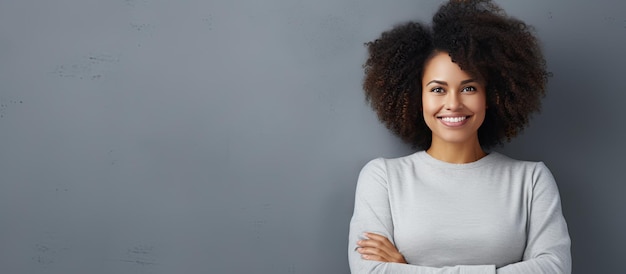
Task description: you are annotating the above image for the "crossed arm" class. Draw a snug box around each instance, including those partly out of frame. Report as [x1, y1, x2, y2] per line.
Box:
[356, 232, 407, 264]
[348, 159, 571, 274]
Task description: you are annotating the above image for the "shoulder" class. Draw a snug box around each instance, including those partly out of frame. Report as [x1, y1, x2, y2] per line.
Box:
[357, 151, 423, 186]
[489, 152, 556, 186]
[360, 151, 423, 174]
[489, 152, 549, 169]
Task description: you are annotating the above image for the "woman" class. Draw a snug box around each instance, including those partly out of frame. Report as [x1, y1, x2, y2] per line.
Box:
[348, 0, 571, 273]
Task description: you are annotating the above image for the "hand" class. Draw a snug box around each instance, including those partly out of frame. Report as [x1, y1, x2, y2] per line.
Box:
[356, 232, 407, 264]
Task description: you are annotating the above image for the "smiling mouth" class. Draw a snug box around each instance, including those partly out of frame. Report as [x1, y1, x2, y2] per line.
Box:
[438, 116, 469, 123]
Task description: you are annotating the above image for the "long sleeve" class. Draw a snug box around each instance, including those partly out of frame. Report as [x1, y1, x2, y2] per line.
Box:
[496, 162, 571, 273]
[348, 159, 496, 274]
[347, 155, 571, 274]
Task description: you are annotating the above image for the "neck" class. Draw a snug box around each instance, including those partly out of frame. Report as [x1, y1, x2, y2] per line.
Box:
[426, 139, 486, 164]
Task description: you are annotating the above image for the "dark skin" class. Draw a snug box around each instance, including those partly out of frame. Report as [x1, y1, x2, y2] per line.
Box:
[357, 0, 548, 265]
[356, 233, 407, 263]
[363, 0, 548, 150]
[357, 49, 489, 266]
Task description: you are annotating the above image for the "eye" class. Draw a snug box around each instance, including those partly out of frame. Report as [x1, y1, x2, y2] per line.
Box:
[431, 87, 445, 93]
[462, 86, 477, 92]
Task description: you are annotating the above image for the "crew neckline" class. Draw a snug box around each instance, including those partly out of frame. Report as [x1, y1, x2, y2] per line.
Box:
[416, 150, 500, 170]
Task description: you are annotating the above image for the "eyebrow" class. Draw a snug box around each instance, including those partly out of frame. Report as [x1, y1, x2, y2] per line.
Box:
[425, 79, 477, 86]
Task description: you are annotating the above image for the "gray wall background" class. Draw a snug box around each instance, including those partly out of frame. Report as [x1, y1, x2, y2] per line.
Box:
[0, 0, 624, 273]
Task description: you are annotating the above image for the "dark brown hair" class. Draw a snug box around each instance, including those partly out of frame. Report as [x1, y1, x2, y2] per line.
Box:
[363, 0, 548, 149]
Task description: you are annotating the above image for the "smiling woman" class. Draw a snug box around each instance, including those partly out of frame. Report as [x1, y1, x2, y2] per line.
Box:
[421, 52, 487, 163]
[348, 0, 571, 273]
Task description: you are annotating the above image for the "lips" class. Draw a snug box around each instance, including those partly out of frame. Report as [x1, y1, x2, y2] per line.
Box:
[438, 116, 470, 126]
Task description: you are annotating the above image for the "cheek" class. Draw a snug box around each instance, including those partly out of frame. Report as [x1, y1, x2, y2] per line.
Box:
[420, 97, 439, 129]
[420, 95, 437, 114]
[469, 91, 488, 111]
[473, 97, 488, 123]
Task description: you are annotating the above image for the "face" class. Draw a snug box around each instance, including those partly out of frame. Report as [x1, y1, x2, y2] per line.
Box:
[421, 52, 487, 147]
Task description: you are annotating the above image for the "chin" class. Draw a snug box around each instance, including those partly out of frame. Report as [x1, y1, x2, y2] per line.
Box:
[432, 133, 478, 145]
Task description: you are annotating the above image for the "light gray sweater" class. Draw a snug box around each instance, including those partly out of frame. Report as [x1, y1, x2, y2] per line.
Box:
[348, 151, 571, 273]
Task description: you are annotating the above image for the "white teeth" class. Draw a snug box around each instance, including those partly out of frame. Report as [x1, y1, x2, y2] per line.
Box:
[441, 116, 467, 123]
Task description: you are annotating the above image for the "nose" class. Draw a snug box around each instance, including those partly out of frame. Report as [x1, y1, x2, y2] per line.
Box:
[445, 92, 462, 110]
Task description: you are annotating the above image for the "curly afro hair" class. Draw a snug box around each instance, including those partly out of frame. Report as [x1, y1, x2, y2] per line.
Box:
[363, 0, 549, 150]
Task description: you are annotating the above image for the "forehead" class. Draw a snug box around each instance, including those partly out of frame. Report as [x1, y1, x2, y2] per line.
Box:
[422, 52, 472, 81]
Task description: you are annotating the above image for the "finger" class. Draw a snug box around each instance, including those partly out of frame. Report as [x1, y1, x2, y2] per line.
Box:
[357, 246, 389, 256]
[359, 234, 407, 264]
[357, 246, 393, 261]
[358, 239, 396, 258]
[357, 247, 390, 262]
[357, 239, 383, 248]
[360, 253, 390, 262]
[364, 233, 395, 248]
[364, 232, 388, 240]
[357, 239, 392, 256]
[358, 236, 395, 254]
[359, 237, 394, 251]
[359, 246, 407, 264]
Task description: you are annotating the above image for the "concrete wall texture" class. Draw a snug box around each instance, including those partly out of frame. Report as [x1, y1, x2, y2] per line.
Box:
[0, 0, 624, 273]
